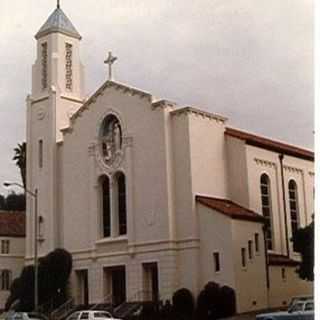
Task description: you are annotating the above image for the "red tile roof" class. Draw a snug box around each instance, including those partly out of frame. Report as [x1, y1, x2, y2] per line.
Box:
[268, 253, 300, 266]
[196, 195, 265, 223]
[225, 127, 314, 161]
[0, 211, 26, 237]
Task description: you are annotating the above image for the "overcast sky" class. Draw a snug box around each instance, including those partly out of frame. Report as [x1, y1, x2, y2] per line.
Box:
[0, 0, 313, 194]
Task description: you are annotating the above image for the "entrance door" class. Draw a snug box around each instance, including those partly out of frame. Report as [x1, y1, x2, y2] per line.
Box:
[104, 266, 126, 307]
[76, 270, 89, 306]
[111, 267, 126, 306]
[143, 263, 159, 302]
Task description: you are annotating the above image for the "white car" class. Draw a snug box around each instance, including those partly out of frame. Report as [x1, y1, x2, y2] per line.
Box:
[288, 295, 313, 309]
[66, 311, 122, 320]
[256, 300, 314, 320]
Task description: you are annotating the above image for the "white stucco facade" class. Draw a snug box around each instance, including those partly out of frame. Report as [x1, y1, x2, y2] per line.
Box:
[23, 5, 314, 314]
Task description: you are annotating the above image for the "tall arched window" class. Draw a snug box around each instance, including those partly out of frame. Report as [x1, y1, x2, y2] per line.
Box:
[101, 176, 111, 237]
[289, 180, 299, 236]
[260, 174, 273, 250]
[116, 172, 127, 236]
[1, 270, 11, 290]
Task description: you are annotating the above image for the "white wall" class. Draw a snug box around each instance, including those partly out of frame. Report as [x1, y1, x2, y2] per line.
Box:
[268, 266, 313, 308]
[246, 144, 314, 258]
[197, 203, 235, 289]
[231, 220, 268, 313]
[225, 136, 250, 207]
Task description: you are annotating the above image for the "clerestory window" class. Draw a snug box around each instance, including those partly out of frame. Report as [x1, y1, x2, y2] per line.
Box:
[288, 180, 299, 237]
[260, 174, 274, 250]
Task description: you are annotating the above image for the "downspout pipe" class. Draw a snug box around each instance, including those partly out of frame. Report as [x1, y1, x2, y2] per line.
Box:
[279, 154, 290, 257]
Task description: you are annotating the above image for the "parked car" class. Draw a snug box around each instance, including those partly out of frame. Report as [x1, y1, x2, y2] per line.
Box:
[256, 299, 314, 320]
[288, 295, 313, 309]
[4, 312, 48, 320]
[66, 311, 122, 320]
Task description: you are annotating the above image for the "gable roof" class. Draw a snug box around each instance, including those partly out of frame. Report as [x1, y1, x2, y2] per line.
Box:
[0, 211, 26, 237]
[225, 127, 314, 161]
[35, 7, 81, 40]
[62, 80, 152, 135]
[196, 195, 265, 223]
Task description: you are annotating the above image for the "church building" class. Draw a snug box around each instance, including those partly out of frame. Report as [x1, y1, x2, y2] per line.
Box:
[24, 3, 313, 314]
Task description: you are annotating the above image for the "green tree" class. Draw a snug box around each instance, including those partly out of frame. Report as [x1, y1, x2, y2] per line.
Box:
[13, 142, 26, 189]
[0, 194, 5, 210]
[292, 220, 314, 281]
[5, 192, 26, 211]
[5, 248, 73, 312]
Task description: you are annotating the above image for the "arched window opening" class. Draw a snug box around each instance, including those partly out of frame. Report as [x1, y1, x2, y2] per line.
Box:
[1, 270, 11, 290]
[289, 180, 299, 237]
[102, 176, 111, 238]
[116, 172, 127, 236]
[100, 115, 122, 164]
[260, 174, 273, 250]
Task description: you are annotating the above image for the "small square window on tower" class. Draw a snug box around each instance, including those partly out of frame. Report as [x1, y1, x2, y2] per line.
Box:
[213, 252, 220, 272]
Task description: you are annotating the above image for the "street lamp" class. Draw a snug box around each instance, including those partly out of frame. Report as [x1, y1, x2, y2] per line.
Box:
[3, 181, 39, 311]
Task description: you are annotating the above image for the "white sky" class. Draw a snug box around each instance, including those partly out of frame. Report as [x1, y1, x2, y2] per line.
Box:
[0, 0, 313, 194]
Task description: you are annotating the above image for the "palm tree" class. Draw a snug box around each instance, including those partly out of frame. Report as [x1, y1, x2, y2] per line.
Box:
[13, 142, 26, 189]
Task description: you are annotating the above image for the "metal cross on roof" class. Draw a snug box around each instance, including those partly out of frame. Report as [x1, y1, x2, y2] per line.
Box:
[104, 51, 118, 80]
[57, 0, 60, 8]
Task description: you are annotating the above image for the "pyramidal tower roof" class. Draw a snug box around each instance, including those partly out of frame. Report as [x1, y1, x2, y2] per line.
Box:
[35, 5, 81, 40]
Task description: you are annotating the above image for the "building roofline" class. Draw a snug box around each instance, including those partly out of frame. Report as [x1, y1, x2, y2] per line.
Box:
[225, 127, 314, 161]
[171, 106, 227, 122]
[35, 29, 82, 40]
[196, 195, 265, 223]
[268, 253, 300, 266]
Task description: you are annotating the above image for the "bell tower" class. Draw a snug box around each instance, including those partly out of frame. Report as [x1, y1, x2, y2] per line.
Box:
[26, 3, 85, 258]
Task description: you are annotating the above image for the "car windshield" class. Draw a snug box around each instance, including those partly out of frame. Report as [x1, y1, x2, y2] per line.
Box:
[67, 312, 80, 320]
[93, 312, 111, 318]
[80, 313, 89, 320]
[289, 303, 304, 312]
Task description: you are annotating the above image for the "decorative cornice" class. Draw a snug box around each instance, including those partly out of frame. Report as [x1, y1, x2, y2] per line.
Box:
[254, 158, 276, 168]
[283, 165, 303, 174]
[60, 95, 84, 104]
[152, 99, 176, 110]
[31, 96, 49, 105]
[171, 106, 227, 123]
